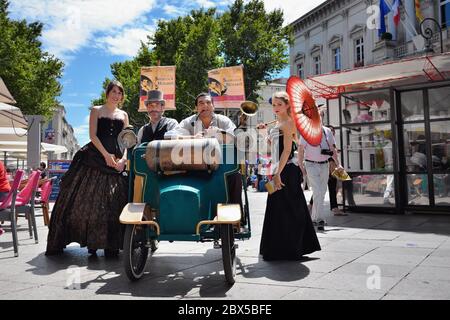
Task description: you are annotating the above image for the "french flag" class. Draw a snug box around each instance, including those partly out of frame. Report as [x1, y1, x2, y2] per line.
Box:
[392, 0, 401, 26]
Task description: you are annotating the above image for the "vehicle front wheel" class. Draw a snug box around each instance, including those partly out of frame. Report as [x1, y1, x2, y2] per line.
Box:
[221, 224, 236, 285]
[123, 224, 149, 281]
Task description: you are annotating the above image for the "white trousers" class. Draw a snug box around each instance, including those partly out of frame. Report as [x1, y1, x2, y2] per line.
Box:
[305, 161, 329, 222]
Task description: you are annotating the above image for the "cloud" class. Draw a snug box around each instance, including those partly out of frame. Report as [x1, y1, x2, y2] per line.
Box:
[96, 26, 155, 57]
[72, 115, 91, 146]
[262, 0, 327, 25]
[9, 0, 157, 59]
[195, 0, 216, 8]
[163, 4, 187, 17]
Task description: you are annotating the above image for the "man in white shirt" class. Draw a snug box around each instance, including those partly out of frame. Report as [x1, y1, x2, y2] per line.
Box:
[298, 117, 341, 230]
[166, 92, 243, 218]
[165, 93, 236, 139]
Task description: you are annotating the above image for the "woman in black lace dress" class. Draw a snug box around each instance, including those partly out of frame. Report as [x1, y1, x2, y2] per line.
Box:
[259, 91, 321, 261]
[46, 80, 129, 257]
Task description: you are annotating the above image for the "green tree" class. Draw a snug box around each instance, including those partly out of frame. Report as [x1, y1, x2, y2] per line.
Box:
[91, 43, 157, 127]
[219, 0, 291, 101]
[150, 8, 222, 120]
[0, 0, 64, 118]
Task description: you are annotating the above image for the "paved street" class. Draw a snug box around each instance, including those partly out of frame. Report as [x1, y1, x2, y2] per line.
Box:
[1, 189, 450, 300]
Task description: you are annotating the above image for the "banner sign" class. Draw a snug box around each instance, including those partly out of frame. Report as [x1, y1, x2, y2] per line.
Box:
[139, 66, 176, 111]
[207, 65, 245, 109]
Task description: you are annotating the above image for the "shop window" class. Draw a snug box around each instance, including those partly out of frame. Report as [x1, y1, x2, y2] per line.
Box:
[429, 86, 450, 119]
[354, 37, 364, 67]
[441, 0, 450, 29]
[333, 47, 341, 71]
[401, 90, 424, 121]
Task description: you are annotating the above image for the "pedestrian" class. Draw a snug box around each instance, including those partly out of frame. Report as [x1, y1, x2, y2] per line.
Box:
[309, 125, 347, 216]
[298, 111, 342, 231]
[259, 91, 321, 261]
[39, 162, 48, 179]
[46, 80, 129, 257]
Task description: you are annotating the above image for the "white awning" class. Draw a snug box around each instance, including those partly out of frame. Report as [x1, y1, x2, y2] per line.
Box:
[41, 142, 68, 154]
[0, 140, 68, 155]
[306, 53, 450, 95]
[0, 102, 27, 128]
[0, 127, 27, 142]
[0, 77, 16, 104]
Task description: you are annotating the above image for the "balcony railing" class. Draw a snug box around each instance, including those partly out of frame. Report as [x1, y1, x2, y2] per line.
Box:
[394, 43, 408, 58]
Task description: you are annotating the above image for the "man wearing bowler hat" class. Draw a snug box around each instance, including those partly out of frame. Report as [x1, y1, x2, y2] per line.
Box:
[137, 89, 178, 144]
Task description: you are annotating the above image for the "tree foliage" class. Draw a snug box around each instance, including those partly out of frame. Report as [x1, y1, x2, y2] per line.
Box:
[0, 0, 64, 118]
[93, 0, 291, 126]
[219, 0, 292, 101]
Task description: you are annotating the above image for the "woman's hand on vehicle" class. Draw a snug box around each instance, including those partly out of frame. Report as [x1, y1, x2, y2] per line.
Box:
[115, 158, 126, 172]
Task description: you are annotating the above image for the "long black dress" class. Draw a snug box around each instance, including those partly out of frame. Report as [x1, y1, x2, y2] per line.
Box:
[260, 129, 321, 260]
[46, 117, 128, 255]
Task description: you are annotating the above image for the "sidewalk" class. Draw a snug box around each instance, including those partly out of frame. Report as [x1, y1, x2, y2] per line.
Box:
[1, 190, 450, 300]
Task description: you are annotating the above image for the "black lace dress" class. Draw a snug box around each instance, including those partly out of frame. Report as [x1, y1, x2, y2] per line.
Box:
[46, 118, 128, 254]
[259, 129, 321, 260]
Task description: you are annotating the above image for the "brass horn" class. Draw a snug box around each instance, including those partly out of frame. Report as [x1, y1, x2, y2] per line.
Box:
[331, 167, 352, 181]
[240, 101, 258, 117]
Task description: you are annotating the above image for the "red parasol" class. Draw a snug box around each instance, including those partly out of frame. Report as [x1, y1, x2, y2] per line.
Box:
[287, 76, 323, 146]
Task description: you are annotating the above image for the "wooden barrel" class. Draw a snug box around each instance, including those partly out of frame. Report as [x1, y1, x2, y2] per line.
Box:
[145, 138, 222, 172]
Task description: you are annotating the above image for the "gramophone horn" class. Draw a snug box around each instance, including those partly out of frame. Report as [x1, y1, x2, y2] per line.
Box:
[240, 101, 258, 117]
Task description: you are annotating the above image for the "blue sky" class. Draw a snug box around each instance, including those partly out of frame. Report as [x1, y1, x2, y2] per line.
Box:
[8, 0, 327, 146]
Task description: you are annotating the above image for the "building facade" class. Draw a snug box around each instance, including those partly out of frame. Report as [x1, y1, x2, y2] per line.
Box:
[290, 0, 450, 80]
[289, 0, 450, 214]
[43, 105, 80, 160]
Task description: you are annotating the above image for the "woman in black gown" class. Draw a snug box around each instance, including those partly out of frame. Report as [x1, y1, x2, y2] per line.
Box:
[46, 80, 129, 257]
[259, 91, 321, 261]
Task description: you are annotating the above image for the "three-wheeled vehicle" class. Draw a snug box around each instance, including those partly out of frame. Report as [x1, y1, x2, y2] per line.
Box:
[118, 131, 251, 284]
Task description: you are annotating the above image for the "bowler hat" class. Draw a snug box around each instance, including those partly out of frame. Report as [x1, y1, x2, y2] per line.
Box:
[145, 90, 165, 106]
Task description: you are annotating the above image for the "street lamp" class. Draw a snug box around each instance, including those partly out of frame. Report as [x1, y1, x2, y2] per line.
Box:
[420, 18, 444, 54]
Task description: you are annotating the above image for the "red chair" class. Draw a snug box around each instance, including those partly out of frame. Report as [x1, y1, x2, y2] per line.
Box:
[0, 170, 25, 257]
[35, 178, 53, 226]
[15, 170, 41, 243]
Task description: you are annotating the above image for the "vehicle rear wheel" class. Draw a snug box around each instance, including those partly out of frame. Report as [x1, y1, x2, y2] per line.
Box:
[220, 224, 236, 285]
[123, 224, 149, 281]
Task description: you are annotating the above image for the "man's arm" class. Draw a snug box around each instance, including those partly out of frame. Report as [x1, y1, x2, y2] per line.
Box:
[298, 144, 307, 176]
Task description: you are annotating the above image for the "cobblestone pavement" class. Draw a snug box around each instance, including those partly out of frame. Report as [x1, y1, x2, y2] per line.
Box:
[1, 189, 450, 300]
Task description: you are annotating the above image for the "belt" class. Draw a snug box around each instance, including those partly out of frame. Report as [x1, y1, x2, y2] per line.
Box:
[305, 159, 328, 164]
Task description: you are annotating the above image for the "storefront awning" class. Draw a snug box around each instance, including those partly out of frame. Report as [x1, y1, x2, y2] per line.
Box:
[0, 77, 16, 104]
[306, 53, 450, 98]
[0, 140, 67, 155]
[0, 102, 27, 128]
[41, 142, 68, 154]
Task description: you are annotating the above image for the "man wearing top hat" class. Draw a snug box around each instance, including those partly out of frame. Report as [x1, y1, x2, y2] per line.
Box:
[137, 89, 178, 144]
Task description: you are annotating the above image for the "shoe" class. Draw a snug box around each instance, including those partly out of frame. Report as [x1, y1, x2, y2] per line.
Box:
[150, 240, 159, 252]
[104, 249, 119, 258]
[317, 220, 325, 231]
[332, 208, 348, 216]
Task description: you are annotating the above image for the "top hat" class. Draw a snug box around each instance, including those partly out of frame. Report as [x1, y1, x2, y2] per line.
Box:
[145, 90, 165, 106]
